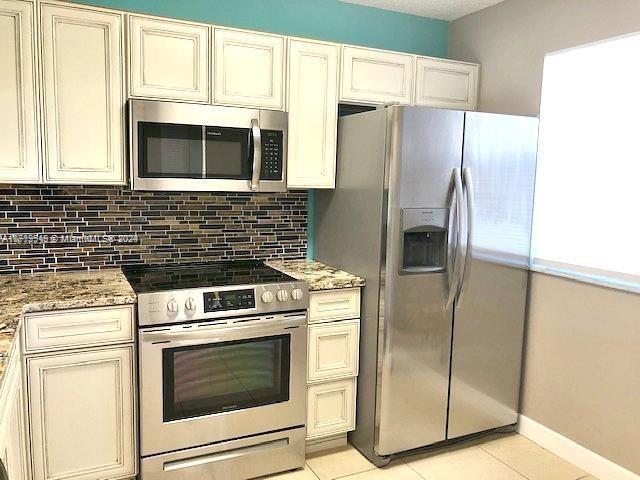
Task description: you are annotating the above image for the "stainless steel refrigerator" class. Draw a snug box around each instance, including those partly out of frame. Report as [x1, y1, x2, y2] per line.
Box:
[314, 106, 538, 465]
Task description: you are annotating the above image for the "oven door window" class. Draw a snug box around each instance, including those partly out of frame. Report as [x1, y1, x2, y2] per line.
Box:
[138, 122, 203, 178]
[204, 126, 250, 179]
[162, 334, 290, 421]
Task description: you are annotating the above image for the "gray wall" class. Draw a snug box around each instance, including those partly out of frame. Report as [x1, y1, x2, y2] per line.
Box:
[449, 0, 640, 474]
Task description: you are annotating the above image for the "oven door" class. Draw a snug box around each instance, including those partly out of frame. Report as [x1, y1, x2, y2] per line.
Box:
[139, 312, 307, 456]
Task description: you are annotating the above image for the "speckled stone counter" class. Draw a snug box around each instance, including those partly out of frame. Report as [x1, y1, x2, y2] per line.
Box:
[267, 259, 365, 291]
[0, 268, 136, 385]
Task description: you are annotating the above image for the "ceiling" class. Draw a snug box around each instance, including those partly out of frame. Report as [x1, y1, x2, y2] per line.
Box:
[339, 0, 506, 21]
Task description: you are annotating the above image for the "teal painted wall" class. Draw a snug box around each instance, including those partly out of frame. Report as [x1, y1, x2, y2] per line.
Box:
[70, 0, 449, 260]
[71, 0, 448, 58]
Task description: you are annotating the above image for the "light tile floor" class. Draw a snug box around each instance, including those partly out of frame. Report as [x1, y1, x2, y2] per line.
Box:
[263, 433, 595, 480]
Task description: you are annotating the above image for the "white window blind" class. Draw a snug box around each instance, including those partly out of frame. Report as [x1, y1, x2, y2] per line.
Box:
[532, 33, 640, 292]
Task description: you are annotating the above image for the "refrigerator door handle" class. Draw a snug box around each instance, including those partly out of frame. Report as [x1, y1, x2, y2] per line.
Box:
[446, 168, 464, 309]
[457, 167, 475, 305]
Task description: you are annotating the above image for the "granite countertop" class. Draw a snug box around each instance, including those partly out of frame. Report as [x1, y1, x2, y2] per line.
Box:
[267, 259, 365, 291]
[0, 268, 136, 384]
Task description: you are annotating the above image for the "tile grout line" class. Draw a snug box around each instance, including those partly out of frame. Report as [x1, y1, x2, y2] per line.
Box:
[304, 461, 321, 480]
[401, 456, 429, 480]
[476, 444, 533, 480]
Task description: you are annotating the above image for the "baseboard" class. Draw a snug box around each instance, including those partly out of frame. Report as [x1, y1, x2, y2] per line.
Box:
[306, 433, 348, 454]
[518, 415, 640, 480]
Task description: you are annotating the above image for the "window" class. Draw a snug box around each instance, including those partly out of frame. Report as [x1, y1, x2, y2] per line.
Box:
[532, 33, 640, 291]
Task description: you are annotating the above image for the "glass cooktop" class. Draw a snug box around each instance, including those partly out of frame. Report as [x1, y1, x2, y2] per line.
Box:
[122, 260, 295, 293]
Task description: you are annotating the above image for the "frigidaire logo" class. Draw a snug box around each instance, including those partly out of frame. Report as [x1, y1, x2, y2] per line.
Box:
[207, 131, 222, 136]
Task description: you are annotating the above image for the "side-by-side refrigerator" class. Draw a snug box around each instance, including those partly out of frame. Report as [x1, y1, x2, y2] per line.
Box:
[314, 106, 538, 465]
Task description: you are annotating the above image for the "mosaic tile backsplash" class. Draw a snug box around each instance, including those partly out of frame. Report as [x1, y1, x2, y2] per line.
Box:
[0, 185, 307, 274]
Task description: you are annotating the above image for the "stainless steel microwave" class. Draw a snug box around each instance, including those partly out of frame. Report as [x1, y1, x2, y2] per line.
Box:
[129, 100, 287, 192]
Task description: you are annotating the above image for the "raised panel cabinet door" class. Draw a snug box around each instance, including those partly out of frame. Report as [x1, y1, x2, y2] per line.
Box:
[340, 46, 414, 105]
[306, 379, 356, 439]
[41, 3, 125, 184]
[0, 0, 40, 182]
[129, 15, 210, 102]
[214, 28, 284, 109]
[28, 347, 136, 480]
[414, 57, 479, 110]
[287, 39, 338, 189]
[308, 319, 359, 383]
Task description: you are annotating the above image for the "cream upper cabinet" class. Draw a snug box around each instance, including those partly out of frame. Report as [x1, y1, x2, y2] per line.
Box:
[129, 15, 210, 103]
[414, 56, 479, 110]
[214, 28, 285, 109]
[287, 39, 339, 189]
[28, 346, 136, 480]
[0, 0, 40, 182]
[41, 3, 125, 184]
[340, 45, 414, 105]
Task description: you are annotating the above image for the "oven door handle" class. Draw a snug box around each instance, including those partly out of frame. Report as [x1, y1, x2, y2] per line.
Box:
[250, 118, 262, 191]
[140, 316, 306, 344]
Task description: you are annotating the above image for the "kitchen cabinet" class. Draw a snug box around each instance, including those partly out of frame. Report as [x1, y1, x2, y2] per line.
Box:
[0, 337, 29, 480]
[24, 304, 136, 480]
[40, 2, 126, 184]
[0, 0, 40, 183]
[214, 28, 285, 109]
[128, 15, 210, 103]
[305, 287, 361, 450]
[414, 56, 479, 110]
[307, 379, 356, 439]
[340, 45, 414, 105]
[286, 39, 339, 189]
[27, 346, 135, 480]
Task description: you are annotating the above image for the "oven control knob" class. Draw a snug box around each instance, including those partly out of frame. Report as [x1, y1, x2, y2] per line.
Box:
[185, 297, 197, 311]
[261, 291, 274, 304]
[276, 289, 289, 302]
[167, 299, 179, 313]
[291, 288, 303, 301]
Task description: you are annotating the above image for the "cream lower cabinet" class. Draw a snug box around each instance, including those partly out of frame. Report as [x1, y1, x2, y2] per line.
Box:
[40, 2, 126, 184]
[414, 56, 479, 110]
[286, 39, 339, 189]
[340, 45, 414, 105]
[128, 15, 210, 102]
[24, 305, 136, 480]
[214, 28, 285, 109]
[0, 0, 40, 183]
[0, 336, 29, 480]
[306, 288, 361, 448]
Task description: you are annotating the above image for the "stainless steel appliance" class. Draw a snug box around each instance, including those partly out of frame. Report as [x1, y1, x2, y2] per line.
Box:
[129, 100, 287, 192]
[314, 106, 538, 465]
[123, 261, 308, 480]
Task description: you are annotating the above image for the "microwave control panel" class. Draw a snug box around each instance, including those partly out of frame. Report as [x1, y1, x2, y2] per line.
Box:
[260, 130, 283, 180]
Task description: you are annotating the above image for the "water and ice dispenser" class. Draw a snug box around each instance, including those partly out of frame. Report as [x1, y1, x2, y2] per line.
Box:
[400, 208, 448, 274]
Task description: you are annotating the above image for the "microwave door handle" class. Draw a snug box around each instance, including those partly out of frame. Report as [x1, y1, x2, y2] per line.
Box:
[250, 118, 261, 191]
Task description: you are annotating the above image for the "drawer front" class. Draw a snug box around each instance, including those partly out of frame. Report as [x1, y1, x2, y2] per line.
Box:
[24, 305, 134, 353]
[308, 320, 359, 383]
[309, 288, 360, 323]
[307, 379, 356, 439]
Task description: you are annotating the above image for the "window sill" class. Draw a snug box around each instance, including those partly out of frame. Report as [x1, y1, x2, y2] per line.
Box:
[530, 265, 640, 295]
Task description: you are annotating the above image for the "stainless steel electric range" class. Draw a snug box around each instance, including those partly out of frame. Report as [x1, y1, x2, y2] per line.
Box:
[123, 261, 309, 480]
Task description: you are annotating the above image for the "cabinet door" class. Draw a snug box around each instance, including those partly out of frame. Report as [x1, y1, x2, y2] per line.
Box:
[308, 320, 359, 383]
[307, 379, 356, 439]
[6, 386, 29, 480]
[0, 0, 40, 182]
[214, 28, 284, 109]
[129, 15, 210, 102]
[414, 57, 479, 110]
[28, 347, 136, 480]
[41, 3, 125, 184]
[287, 39, 338, 189]
[340, 46, 414, 105]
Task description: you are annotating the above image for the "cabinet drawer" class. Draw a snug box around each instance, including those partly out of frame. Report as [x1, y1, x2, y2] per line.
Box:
[308, 320, 359, 383]
[309, 288, 360, 323]
[23, 305, 134, 353]
[307, 379, 356, 439]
